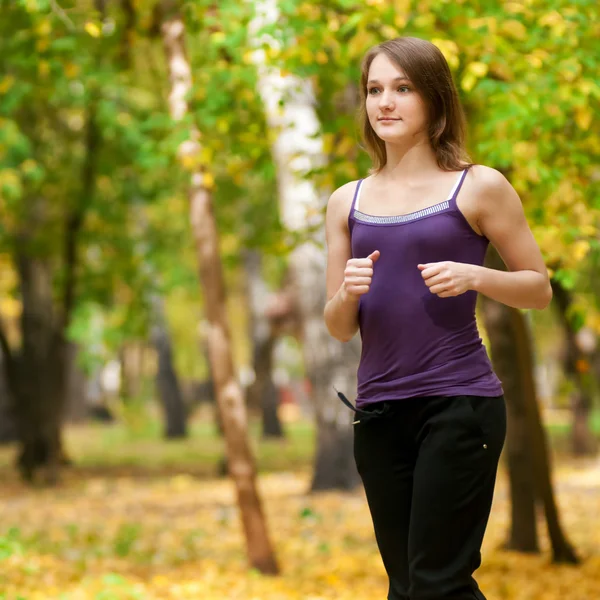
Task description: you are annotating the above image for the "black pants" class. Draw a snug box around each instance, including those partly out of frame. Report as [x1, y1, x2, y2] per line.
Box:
[353, 395, 506, 600]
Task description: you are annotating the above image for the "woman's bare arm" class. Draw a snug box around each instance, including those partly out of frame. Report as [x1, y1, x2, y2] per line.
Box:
[419, 166, 552, 309]
[323, 182, 361, 342]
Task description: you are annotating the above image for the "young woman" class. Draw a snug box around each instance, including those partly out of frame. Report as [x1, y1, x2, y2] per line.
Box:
[324, 37, 551, 600]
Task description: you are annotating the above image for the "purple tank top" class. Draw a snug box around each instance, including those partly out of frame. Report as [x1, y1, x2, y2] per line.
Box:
[349, 168, 503, 407]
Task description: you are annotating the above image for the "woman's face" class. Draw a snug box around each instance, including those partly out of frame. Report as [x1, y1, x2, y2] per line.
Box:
[365, 53, 428, 144]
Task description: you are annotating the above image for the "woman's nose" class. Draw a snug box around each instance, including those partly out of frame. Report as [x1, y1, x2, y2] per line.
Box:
[379, 90, 394, 109]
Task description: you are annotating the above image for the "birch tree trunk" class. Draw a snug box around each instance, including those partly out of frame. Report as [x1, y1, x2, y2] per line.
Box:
[160, 3, 278, 574]
[250, 0, 361, 491]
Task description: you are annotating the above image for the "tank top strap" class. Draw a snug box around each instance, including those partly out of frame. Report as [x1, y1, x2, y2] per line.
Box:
[448, 168, 470, 209]
[350, 179, 364, 215]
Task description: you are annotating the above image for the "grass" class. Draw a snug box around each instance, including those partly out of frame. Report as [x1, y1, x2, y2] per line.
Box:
[0, 405, 598, 478]
[0, 411, 316, 478]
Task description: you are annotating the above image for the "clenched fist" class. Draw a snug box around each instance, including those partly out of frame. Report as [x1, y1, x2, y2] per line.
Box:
[342, 250, 380, 301]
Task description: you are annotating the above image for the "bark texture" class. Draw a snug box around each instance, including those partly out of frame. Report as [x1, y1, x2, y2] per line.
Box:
[551, 280, 597, 456]
[160, 4, 278, 574]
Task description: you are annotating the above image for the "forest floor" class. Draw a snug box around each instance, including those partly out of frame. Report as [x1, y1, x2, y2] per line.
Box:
[0, 418, 599, 600]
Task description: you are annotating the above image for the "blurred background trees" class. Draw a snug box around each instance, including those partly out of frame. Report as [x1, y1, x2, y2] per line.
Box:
[0, 0, 599, 574]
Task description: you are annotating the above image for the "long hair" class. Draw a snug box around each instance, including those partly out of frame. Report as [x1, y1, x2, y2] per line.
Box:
[358, 37, 472, 172]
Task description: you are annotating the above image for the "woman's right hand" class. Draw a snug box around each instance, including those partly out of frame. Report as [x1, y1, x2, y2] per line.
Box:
[342, 250, 380, 301]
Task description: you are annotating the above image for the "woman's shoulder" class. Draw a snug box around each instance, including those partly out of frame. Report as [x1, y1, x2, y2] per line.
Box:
[327, 179, 362, 213]
[466, 164, 513, 196]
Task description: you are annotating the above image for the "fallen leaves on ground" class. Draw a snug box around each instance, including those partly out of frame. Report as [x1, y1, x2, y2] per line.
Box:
[0, 460, 599, 599]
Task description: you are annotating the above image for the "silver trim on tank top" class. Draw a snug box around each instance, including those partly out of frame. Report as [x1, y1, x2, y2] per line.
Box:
[353, 169, 466, 224]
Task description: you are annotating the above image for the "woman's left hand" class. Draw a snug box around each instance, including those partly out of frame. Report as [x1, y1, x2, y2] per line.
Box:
[418, 261, 477, 298]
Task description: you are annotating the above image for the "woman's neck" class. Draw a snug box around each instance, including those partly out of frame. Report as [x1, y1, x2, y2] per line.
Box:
[380, 139, 439, 181]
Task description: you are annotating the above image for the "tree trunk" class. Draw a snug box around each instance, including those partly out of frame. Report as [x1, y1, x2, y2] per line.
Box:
[12, 255, 66, 484]
[160, 4, 278, 574]
[151, 297, 188, 439]
[250, 2, 361, 491]
[481, 247, 578, 563]
[244, 249, 284, 439]
[551, 280, 597, 456]
[0, 350, 17, 443]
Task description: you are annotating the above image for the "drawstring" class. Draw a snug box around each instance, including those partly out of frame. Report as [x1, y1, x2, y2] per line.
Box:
[334, 387, 390, 424]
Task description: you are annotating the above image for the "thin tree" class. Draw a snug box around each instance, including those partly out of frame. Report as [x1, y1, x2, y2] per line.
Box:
[158, 0, 278, 574]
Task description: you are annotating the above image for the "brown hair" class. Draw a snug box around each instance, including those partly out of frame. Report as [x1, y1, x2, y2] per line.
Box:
[359, 37, 472, 173]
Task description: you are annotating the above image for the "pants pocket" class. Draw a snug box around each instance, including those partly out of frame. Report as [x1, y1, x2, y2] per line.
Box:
[465, 395, 506, 455]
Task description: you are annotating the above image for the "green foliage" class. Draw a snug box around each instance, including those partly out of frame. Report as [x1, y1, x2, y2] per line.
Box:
[2, 0, 600, 370]
[272, 0, 600, 321]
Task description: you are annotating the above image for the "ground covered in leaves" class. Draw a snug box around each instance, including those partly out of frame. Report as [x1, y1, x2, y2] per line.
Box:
[0, 424, 599, 599]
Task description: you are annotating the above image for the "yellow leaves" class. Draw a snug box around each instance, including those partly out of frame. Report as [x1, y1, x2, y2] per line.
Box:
[538, 11, 568, 37]
[558, 58, 582, 83]
[265, 46, 280, 61]
[84, 21, 102, 38]
[19, 158, 37, 175]
[574, 106, 592, 131]
[38, 60, 50, 78]
[322, 133, 335, 155]
[461, 74, 477, 93]
[202, 172, 215, 189]
[0, 168, 23, 199]
[488, 61, 514, 82]
[315, 51, 328, 65]
[35, 37, 50, 53]
[65, 62, 80, 79]
[0, 255, 20, 319]
[572, 240, 591, 263]
[525, 53, 543, 69]
[432, 39, 459, 70]
[220, 232, 239, 256]
[460, 61, 489, 92]
[298, 46, 313, 65]
[467, 61, 489, 78]
[513, 141, 537, 161]
[200, 146, 214, 165]
[297, 3, 321, 20]
[216, 118, 230, 134]
[180, 154, 196, 170]
[501, 19, 527, 41]
[210, 31, 226, 44]
[328, 17, 340, 32]
[36, 18, 52, 36]
[335, 136, 356, 157]
[0, 75, 15, 95]
[504, 2, 525, 14]
[393, 0, 411, 14]
[393, 13, 408, 29]
[1, 463, 600, 600]
[117, 112, 132, 127]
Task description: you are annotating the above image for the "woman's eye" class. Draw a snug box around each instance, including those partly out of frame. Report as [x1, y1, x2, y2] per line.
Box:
[368, 88, 379, 95]
[399, 86, 410, 93]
